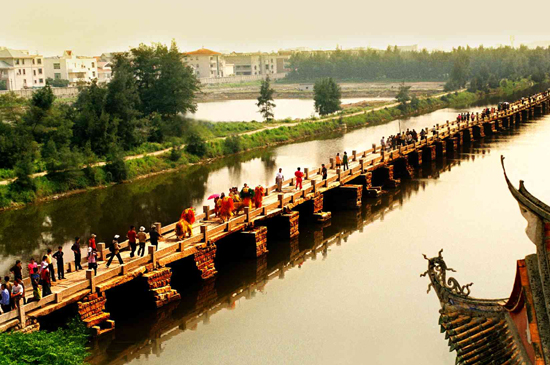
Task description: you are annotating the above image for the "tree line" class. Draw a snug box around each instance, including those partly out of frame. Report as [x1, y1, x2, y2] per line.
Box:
[286, 45, 550, 91]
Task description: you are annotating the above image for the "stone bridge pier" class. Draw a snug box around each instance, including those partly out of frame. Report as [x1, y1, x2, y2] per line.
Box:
[434, 139, 446, 158]
[142, 267, 181, 309]
[472, 125, 485, 139]
[77, 292, 114, 336]
[391, 157, 414, 180]
[422, 145, 437, 163]
[445, 137, 458, 155]
[237, 226, 268, 258]
[325, 184, 363, 209]
[194, 244, 218, 280]
[372, 165, 400, 189]
[258, 211, 300, 239]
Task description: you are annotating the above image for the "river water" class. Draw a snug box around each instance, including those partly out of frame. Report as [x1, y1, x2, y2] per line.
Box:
[1, 91, 550, 364]
[188, 98, 394, 122]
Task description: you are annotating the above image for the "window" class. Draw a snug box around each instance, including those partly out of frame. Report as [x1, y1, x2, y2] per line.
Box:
[39, 79, 44, 83]
[92, 71, 96, 77]
[33, 70, 36, 76]
[54, 73, 61, 79]
[254, 65, 257, 70]
[39, 68, 42, 74]
[53, 63, 60, 69]
[37, 59, 42, 65]
[34, 80, 37, 84]
[15, 59, 20, 65]
[32, 59, 35, 65]
[23, 69, 26, 75]
[21, 59, 25, 65]
[92, 62, 95, 68]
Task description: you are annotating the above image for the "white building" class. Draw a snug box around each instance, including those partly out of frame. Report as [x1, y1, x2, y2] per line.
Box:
[182, 48, 233, 79]
[44, 50, 98, 85]
[224, 52, 291, 76]
[0, 48, 45, 90]
[97, 61, 112, 83]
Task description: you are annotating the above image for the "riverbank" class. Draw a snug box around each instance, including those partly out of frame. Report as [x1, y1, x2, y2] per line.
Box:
[197, 81, 445, 102]
[0, 79, 537, 210]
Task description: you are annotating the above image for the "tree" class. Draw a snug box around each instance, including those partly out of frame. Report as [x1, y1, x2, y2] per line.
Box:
[396, 82, 411, 111]
[313, 78, 341, 116]
[185, 132, 207, 157]
[131, 41, 200, 118]
[46, 78, 70, 88]
[256, 76, 276, 121]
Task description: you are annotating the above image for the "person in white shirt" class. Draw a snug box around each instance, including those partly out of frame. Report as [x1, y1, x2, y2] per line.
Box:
[276, 168, 284, 192]
[11, 279, 23, 309]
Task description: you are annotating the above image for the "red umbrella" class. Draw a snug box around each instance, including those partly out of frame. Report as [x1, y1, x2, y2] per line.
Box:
[207, 193, 220, 200]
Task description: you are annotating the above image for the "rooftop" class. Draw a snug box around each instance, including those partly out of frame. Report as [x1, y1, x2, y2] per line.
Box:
[184, 48, 222, 56]
[0, 48, 39, 59]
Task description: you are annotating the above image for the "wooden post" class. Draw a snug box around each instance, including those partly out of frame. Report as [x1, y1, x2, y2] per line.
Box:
[304, 168, 309, 180]
[18, 303, 26, 327]
[330, 158, 334, 169]
[55, 292, 63, 303]
[86, 269, 96, 294]
[337, 168, 342, 181]
[148, 245, 157, 268]
[360, 158, 365, 172]
[265, 186, 270, 196]
[203, 206, 210, 220]
[262, 206, 268, 215]
[278, 194, 284, 208]
[291, 177, 295, 186]
[352, 150, 357, 161]
[201, 225, 209, 243]
[245, 207, 251, 223]
[97, 242, 106, 261]
[313, 181, 318, 193]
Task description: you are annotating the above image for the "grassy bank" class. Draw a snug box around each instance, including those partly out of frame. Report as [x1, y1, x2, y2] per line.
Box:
[0, 318, 89, 364]
[0, 79, 537, 209]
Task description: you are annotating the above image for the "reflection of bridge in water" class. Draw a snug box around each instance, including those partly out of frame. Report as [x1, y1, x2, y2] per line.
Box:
[88, 142, 501, 365]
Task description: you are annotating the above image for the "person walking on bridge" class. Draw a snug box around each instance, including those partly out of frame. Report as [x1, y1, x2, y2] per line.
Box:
[137, 227, 148, 257]
[335, 153, 342, 169]
[127, 226, 137, 258]
[322, 164, 328, 180]
[10, 260, 22, 282]
[53, 246, 65, 280]
[88, 234, 97, 250]
[342, 152, 349, 171]
[46, 249, 56, 282]
[0, 284, 10, 313]
[106, 235, 124, 268]
[40, 261, 52, 297]
[276, 168, 284, 192]
[88, 247, 98, 276]
[294, 167, 304, 190]
[149, 225, 163, 250]
[71, 237, 83, 271]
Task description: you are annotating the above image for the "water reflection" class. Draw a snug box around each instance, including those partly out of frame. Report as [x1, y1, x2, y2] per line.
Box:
[88, 141, 508, 365]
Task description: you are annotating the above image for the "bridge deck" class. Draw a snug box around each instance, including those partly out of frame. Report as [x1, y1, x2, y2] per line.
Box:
[1, 91, 548, 331]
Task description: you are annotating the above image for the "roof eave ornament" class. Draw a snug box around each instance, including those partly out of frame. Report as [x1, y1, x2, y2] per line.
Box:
[421, 249, 473, 299]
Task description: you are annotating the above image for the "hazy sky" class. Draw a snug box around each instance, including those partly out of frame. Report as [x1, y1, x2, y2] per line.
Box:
[2, 0, 550, 56]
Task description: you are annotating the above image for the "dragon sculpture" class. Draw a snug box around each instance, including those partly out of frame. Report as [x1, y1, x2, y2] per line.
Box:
[420, 249, 474, 297]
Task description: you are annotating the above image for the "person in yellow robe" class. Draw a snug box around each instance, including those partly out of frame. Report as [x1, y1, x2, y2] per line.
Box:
[219, 193, 234, 222]
[176, 208, 195, 239]
[254, 186, 264, 208]
[240, 184, 254, 210]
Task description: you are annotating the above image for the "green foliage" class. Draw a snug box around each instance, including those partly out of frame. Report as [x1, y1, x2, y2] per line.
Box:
[46, 77, 70, 88]
[0, 317, 89, 364]
[169, 144, 182, 162]
[396, 82, 411, 111]
[257, 76, 276, 121]
[313, 77, 342, 116]
[105, 151, 128, 182]
[185, 132, 207, 157]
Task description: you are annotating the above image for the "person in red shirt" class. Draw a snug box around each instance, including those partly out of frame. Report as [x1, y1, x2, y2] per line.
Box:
[88, 234, 97, 250]
[127, 226, 137, 257]
[295, 167, 304, 190]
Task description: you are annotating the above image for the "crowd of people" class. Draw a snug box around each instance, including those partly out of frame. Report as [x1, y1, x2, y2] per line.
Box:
[0, 225, 165, 314]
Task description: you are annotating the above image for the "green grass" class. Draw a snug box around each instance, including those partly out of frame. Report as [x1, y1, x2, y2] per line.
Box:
[0, 318, 90, 365]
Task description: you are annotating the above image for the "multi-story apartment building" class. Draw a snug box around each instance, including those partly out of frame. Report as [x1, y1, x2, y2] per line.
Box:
[0, 48, 45, 90]
[182, 48, 233, 78]
[44, 50, 98, 85]
[96, 61, 112, 83]
[224, 52, 291, 76]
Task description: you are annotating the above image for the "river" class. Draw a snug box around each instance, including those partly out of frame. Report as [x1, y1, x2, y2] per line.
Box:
[1, 91, 549, 364]
[188, 98, 394, 122]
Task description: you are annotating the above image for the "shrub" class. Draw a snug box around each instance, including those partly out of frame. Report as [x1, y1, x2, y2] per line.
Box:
[105, 153, 128, 182]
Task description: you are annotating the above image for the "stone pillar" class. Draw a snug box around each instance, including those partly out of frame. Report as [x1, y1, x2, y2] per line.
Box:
[143, 267, 181, 308]
[391, 158, 414, 180]
[285, 211, 300, 238]
[408, 150, 422, 169]
[445, 138, 458, 154]
[422, 145, 436, 163]
[194, 245, 217, 280]
[330, 184, 363, 209]
[472, 125, 485, 139]
[238, 226, 268, 257]
[434, 140, 446, 158]
[77, 292, 114, 336]
[483, 121, 496, 135]
[312, 193, 331, 222]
